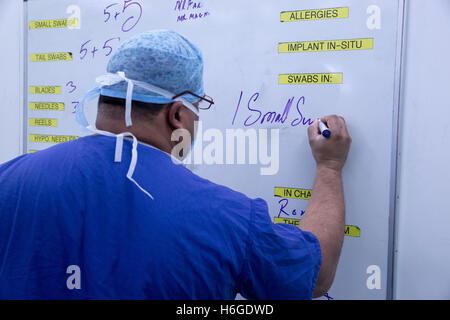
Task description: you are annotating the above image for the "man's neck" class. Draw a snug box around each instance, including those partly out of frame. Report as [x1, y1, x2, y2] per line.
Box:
[95, 118, 173, 155]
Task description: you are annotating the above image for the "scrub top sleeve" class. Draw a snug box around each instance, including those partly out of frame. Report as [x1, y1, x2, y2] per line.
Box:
[237, 198, 322, 300]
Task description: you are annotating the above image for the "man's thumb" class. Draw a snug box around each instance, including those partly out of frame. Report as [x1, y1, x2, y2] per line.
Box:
[308, 119, 321, 138]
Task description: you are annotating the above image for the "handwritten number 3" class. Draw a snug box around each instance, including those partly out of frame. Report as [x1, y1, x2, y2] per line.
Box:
[66, 81, 77, 94]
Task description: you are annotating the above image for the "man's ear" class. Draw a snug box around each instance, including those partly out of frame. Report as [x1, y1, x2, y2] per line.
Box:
[168, 101, 188, 129]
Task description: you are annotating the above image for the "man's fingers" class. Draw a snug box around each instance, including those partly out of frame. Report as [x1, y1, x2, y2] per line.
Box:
[308, 119, 321, 138]
[321, 115, 340, 130]
[320, 115, 349, 137]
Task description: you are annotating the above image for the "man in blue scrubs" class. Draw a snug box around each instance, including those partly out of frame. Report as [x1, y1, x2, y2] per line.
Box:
[0, 30, 351, 299]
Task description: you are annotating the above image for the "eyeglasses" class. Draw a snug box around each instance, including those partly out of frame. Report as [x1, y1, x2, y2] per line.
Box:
[172, 91, 215, 110]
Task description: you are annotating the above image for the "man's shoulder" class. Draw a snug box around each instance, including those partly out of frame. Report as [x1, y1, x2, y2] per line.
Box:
[0, 135, 112, 181]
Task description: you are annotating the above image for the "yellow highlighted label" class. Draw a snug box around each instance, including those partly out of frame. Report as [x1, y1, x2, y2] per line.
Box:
[29, 134, 78, 144]
[30, 52, 72, 62]
[29, 102, 65, 111]
[279, 38, 373, 53]
[344, 225, 361, 237]
[29, 18, 79, 29]
[274, 187, 312, 200]
[29, 118, 57, 127]
[279, 73, 343, 85]
[274, 217, 302, 227]
[274, 217, 360, 237]
[281, 7, 349, 22]
[29, 86, 61, 95]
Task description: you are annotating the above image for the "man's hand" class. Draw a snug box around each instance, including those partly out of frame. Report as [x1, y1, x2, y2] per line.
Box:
[308, 115, 352, 172]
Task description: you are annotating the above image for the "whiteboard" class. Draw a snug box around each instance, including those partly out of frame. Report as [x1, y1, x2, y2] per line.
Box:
[24, 0, 404, 299]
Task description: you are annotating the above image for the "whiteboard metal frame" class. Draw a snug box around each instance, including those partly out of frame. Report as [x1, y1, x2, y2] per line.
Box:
[386, 0, 406, 300]
[22, 0, 29, 155]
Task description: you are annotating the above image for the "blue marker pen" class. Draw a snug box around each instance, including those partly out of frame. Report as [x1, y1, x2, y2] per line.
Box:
[318, 119, 331, 138]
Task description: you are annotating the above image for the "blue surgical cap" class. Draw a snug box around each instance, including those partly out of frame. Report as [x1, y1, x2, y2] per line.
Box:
[101, 29, 204, 104]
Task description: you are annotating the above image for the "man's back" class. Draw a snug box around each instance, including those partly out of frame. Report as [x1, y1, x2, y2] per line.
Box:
[0, 135, 320, 299]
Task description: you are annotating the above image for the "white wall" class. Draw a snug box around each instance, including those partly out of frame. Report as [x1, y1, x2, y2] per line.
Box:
[0, 0, 24, 163]
[394, 0, 450, 299]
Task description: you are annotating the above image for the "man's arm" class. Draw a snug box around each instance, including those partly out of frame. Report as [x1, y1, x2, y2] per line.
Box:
[299, 115, 351, 298]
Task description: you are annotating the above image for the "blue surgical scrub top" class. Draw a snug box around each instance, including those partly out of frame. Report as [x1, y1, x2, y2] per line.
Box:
[0, 135, 321, 299]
